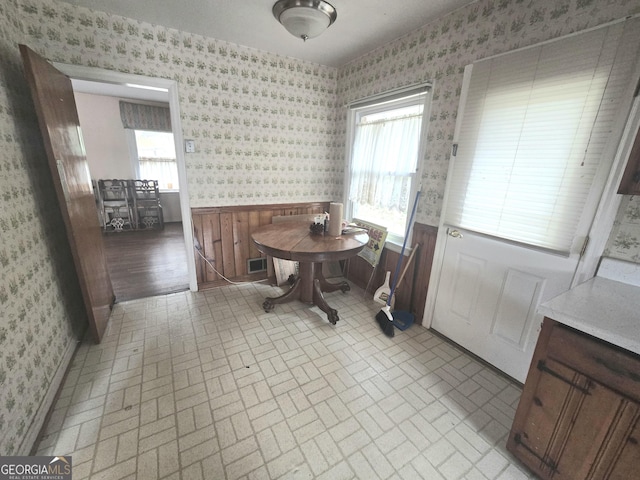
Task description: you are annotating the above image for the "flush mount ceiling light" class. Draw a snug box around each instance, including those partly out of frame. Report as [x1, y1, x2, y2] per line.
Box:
[272, 0, 337, 42]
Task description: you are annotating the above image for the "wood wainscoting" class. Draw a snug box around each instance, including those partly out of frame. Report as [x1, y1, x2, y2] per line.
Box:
[192, 202, 330, 288]
[344, 222, 438, 325]
[192, 203, 438, 325]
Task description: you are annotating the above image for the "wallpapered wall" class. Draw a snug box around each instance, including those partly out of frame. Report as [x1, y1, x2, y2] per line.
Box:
[20, 0, 342, 207]
[335, 0, 640, 260]
[0, 1, 87, 454]
[607, 196, 640, 262]
[1, 0, 639, 454]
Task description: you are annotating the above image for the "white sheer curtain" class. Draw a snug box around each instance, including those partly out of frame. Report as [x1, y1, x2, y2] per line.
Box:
[139, 157, 178, 190]
[349, 113, 422, 214]
[134, 130, 178, 190]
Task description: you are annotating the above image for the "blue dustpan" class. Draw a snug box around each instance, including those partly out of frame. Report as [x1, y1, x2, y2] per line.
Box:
[392, 310, 414, 330]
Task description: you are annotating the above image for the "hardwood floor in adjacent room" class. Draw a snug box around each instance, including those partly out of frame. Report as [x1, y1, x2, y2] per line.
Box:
[103, 222, 189, 302]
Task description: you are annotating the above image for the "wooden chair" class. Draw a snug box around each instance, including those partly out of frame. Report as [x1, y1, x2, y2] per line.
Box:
[98, 179, 134, 232]
[131, 179, 164, 230]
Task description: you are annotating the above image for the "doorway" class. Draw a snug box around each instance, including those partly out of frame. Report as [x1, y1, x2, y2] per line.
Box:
[54, 63, 197, 300]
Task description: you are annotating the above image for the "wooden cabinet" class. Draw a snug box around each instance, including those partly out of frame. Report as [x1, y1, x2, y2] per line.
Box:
[507, 318, 640, 479]
[618, 125, 640, 194]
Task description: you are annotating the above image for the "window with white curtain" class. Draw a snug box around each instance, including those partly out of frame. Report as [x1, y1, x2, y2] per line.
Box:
[346, 87, 429, 242]
[133, 130, 178, 191]
[445, 18, 640, 253]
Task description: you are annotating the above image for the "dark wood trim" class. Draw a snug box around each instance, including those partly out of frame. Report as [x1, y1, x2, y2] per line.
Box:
[192, 202, 331, 215]
[618, 124, 640, 194]
[409, 223, 439, 325]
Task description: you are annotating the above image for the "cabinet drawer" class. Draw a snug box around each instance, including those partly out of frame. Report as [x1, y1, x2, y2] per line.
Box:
[547, 323, 640, 402]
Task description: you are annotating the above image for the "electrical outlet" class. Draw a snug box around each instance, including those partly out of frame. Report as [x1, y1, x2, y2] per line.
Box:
[185, 139, 195, 153]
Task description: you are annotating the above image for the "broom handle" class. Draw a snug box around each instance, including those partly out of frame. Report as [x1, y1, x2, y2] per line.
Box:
[387, 190, 421, 306]
[394, 243, 419, 292]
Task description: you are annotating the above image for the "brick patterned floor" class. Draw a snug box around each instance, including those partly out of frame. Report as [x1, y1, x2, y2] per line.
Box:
[35, 280, 536, 479]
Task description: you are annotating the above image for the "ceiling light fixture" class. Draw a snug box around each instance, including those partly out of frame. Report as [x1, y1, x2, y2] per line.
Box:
[272, 0, 337, 42]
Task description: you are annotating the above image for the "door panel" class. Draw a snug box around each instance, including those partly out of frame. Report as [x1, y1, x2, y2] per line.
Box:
[491, 268, 544, 348]
[433, 228, 575, 382]
[448, 253, 485, 322]
[20, 45, 113, 342]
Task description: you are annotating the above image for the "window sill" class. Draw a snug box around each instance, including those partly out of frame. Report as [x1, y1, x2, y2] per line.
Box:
[384, 238, 413, 256]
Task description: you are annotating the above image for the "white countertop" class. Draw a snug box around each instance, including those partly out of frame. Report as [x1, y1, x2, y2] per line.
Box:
[538, 276, 640, 356]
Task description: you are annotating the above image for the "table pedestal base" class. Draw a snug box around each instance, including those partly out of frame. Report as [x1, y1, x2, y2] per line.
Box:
[262, 262, 350, 325]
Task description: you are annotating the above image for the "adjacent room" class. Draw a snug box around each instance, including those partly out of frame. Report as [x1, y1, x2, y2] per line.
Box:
[1, 0, 639, 479]
[73, 86, 190, 301]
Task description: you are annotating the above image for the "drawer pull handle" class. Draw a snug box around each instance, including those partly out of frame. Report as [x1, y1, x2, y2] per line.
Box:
[537, 360, 591, 395]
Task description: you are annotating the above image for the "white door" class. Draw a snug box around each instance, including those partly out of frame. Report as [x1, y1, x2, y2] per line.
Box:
[431, 18, 640, 382]
[433, 228, 577, 381]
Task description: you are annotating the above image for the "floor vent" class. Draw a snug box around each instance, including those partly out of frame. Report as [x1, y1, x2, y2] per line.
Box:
[247, 257, 267, 273]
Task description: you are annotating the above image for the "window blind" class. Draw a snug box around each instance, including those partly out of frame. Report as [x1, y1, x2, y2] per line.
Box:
[444, 18, 640, 253]
[120, 101, 172, 132]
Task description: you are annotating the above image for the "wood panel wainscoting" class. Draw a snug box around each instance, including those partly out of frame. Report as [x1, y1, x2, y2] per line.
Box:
[191, 203, 438, 325]
[343, 223, 438, 325]
[192, 202, 331, 288]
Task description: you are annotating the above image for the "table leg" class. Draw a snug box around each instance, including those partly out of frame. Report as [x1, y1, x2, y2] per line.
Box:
[313, 277, 339, 325]
[262, 261, 349, 325]
[316, 266, 350, 294]
[262, 276, 302, 312]
[311, 262, 347, 324]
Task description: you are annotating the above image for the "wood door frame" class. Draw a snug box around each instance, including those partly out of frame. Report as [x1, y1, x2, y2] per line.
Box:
[52, 63, 198, 292]
[423, 50, 640, 329]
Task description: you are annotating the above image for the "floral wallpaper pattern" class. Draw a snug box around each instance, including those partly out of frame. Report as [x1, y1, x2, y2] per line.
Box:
[336, 0, 640, 230]
[606, 196, 640, 262]
[0, 1, 86, 454]
[1, 0, 639, 455]
[21, 0, 342, 207]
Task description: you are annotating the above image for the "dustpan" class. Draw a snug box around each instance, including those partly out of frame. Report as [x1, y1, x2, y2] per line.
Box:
[392, 310, 414, 330]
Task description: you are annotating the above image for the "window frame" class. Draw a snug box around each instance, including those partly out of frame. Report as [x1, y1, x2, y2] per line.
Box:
[344, 87, 431, 247]
[126, 129, 179, 192]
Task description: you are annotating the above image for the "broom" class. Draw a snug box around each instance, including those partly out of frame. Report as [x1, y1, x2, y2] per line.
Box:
[375, 189, 421, 337]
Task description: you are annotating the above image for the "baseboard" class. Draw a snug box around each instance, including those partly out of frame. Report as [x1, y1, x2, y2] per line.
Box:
[19, 337, 79, 455]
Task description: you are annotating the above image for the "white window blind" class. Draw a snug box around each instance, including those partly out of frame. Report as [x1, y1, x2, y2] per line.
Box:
[445, 18, 640, 253]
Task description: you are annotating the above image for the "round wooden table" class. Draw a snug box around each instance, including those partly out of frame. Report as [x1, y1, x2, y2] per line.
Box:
[252, 222, 369, 324]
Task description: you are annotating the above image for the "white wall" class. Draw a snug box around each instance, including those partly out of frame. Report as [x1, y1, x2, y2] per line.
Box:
[75, 93, 134, 180]
[159, 192, 182, 223]
[74, 92, 182, 222]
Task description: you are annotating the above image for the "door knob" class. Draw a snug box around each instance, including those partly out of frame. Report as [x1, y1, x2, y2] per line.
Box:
[448, 229, 463, 238]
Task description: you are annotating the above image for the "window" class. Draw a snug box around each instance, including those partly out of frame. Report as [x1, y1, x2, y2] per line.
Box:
[132, 130, 178, 191]
[346, 87, 429, 242]
[119, 101, 178, 191]
[445, 18, 640, 253]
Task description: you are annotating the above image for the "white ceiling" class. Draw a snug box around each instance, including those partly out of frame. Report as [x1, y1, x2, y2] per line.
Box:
[58, 0, 476, 67]
[71, 78, 170, 103]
